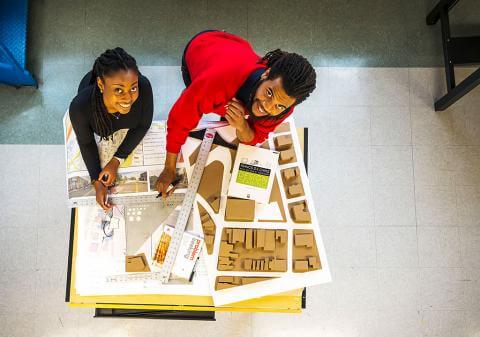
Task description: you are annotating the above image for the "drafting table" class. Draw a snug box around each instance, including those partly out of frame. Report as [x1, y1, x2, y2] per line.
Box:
[65, 128, 309, 320]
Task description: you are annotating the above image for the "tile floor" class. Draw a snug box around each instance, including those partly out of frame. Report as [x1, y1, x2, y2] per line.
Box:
[0, 66, 479, 337]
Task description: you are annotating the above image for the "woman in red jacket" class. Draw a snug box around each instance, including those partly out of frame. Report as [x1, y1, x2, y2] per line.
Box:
[157, 30, 316, 196]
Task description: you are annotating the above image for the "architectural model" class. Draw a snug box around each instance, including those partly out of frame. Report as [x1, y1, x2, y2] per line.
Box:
[182, 116, 331, 306]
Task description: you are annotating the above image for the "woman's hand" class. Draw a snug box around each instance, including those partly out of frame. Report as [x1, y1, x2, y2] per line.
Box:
[225, 98, 254, 143]
[156, 168, 177, 199]
[93, 180, 112, 211]
[98, 157, 120, 186]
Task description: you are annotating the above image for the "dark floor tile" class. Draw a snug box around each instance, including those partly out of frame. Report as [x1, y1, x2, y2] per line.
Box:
[0, 105, 44, 144]
[28, 0, 87, 66]
[205, 0, 248, 37]
[85, 0, 209, 66]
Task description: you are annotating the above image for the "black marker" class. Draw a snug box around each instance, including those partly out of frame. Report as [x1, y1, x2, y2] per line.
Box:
[156, 178, 181, 198]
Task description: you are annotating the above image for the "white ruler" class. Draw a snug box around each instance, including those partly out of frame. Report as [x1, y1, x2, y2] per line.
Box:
[68, 193, 184, 208]
[105, 129, 216, 284]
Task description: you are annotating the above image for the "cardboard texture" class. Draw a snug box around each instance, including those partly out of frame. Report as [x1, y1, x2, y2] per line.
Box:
[279, 148, 296, 164]
[292, 229, 321, 273]
[197, 160, 224, 213]
[281, 167, 305, 199]
[289, 201, 312, 223]
[274, 135, 293, 151]
[217, 228, 288, 272]
[274, 133, 297, 165]
[273, 122, 291, 134]
[125, 253, 150, 272]
[225, 198, 255, 222]
[198, 203, 216, 254]
[215, 276, 273, 290]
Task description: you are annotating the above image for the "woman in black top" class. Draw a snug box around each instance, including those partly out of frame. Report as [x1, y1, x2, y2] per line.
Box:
[69, 48, 153, 210]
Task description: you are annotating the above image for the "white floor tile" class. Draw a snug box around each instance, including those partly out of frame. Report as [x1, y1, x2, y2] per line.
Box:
[409, 68, 447, 109]
[456, 185, 480, 227]
[301, 67, 331, 106]
[309, 145, 372, 186]
[371, 106, 411, 145]
[38, 145, 66, 187]
[329, 68, 409, 106]
[377, 268, 420, 310]
[421, 310, 466, 337]
[312, 182, 374, 227]
[34, 311, 78, 337]
[374, 184, 416, 226]
[460, 227, 480, 268]
[0, 313, 36, 337]
[411, 106, 459, 146]
[465, 310, 480, 337]
[415, 185, 459, 227]
[333, 267, 378, 311]
[333, 227, 377, 267]
[0, 270, 37, 314]
[35, 269, 69, 314]
[413, 145, 457, 186]
[301, 106, 371, 146]
[418, 227, 462, 267]
[37, 225, 69, 271]
[375, 226, 418, 268]
[464, 268, 480, 312]
[372, 146, 414, 186]
[419, 268, 466, 311]
[0, 226, 37, 271]
[375, 306, 422, 337]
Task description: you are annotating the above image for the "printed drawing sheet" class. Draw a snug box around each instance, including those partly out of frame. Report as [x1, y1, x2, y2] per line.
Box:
[75, 204, 210, 296]
[64, 112, 187, 204]
[182, 117, 331, 306]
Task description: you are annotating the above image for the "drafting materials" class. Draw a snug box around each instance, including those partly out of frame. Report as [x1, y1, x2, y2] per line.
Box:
[75, 204, 210, 296]
[64, 112, 187, 207]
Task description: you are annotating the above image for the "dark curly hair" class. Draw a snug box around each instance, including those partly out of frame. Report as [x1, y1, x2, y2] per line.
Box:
[260, 49, 316, 105]
[89, 47, 139, 139]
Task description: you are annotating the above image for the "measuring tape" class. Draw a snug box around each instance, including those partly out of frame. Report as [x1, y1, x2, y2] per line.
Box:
[68, 192, 184, 208]
[105, 129, 216, 284]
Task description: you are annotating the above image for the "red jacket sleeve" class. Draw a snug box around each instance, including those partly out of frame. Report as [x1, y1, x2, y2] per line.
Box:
[166, 75, 221, 154]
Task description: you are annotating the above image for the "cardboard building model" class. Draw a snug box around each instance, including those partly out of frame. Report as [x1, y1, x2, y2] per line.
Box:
[181, 116, 331, 306]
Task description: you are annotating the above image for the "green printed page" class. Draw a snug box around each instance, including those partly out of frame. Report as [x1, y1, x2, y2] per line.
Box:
[236, 163, 270, 189]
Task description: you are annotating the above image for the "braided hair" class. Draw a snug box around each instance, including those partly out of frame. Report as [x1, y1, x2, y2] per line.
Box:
[260, 49, 316, 105]
[89, 47, 139, 140]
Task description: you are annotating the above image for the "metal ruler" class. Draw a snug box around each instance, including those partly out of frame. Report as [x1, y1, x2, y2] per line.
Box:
[106, 271, 162, 283]
[159, 129, 216, 283]
[105, 129, 216, 284]
[68, 192, 184, 208]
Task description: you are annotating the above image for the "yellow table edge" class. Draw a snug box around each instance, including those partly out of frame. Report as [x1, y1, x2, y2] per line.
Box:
[67, 128, 306, 313]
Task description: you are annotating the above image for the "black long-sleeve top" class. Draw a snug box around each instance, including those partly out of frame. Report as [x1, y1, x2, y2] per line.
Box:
[69, 71, 153, 180]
